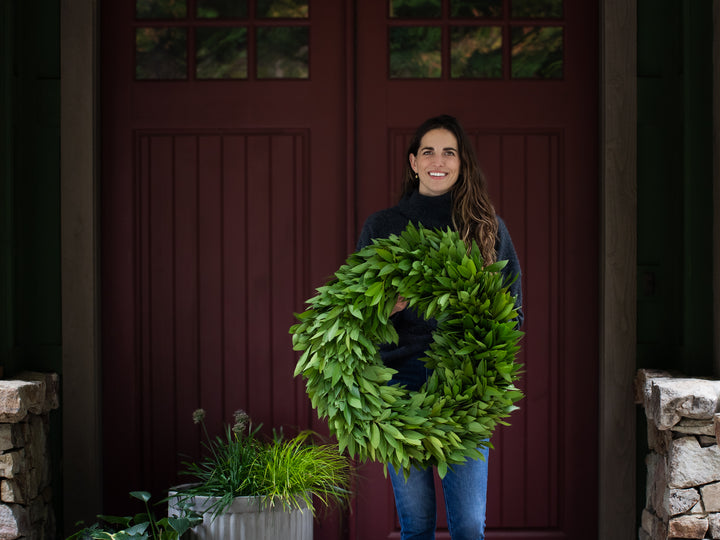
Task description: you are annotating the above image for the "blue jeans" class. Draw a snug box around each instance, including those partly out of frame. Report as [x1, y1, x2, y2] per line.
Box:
[388, 447, 490, 540]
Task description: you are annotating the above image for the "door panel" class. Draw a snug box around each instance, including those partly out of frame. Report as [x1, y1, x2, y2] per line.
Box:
[100, 6, 349, 539]
[353, 1, 598, 538]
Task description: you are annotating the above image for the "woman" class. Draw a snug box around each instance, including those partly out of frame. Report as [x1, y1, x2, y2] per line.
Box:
[356, 114, 523, 540]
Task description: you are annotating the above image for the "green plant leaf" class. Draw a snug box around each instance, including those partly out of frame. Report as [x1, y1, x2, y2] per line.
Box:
[129, 491, 151, 503]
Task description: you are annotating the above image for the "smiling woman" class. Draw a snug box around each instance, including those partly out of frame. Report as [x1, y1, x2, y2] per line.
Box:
[409, 128, 460, 196]
[347, 114, 524, 539]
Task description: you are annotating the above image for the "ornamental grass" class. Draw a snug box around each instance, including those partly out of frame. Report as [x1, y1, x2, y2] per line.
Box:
[174, 409, 353, 519]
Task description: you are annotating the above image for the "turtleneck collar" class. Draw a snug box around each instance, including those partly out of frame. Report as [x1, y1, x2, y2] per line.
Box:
[398, 189, 454, 230]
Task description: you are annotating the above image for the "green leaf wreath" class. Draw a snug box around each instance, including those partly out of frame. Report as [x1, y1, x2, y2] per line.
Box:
[289, 223, 524, 478]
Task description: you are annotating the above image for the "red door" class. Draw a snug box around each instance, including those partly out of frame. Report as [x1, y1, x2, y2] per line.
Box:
[101, 1, 598, 539]
[100, 2, 351, 537]
[352, 2, 598, 539]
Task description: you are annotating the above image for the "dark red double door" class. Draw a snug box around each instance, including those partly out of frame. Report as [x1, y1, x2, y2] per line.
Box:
[101, 1, 598, 538]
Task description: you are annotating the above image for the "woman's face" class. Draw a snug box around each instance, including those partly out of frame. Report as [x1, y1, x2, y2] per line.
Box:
[409, 128, 461, 197]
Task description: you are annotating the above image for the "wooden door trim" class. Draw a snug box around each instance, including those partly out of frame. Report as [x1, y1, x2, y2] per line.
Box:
[60, 1, 641, 536]
[713, 1, 720, 377]
[599, 1, 637, 539]
[60, 0, 102, 533]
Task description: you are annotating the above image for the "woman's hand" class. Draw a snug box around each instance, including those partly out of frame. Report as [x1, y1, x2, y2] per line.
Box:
[390, 296, 408, 316]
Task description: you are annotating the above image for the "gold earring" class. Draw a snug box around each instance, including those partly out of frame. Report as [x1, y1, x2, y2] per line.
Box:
[415, 172, 419, 179]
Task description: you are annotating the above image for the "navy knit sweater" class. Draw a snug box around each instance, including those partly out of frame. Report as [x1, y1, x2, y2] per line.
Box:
[356, 189, 523, 375]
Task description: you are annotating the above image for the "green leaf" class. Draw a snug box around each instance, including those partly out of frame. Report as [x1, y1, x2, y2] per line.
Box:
[129, 491, 151, 503]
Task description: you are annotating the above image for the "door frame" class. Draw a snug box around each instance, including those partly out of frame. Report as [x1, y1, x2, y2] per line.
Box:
[60, 1, 642, 536]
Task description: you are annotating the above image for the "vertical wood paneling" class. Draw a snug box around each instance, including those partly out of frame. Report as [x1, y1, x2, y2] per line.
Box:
[137, 135, 152, 483]
[246, 135, 273, 421]
[293, 135, 311, 428]
[498, 135, 527, 526]
[147, 135, 177, 487]
[174, 136, 200, 461]
[197, 136, 224, 436]
[270, 135, 299, 430]
[222, 135, 249, 415]
[524, 134, 556, 527]
[135, 131, 308, 494]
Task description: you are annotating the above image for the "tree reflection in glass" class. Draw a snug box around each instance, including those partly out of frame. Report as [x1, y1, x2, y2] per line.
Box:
[196, 0, 247, 18]
[389, 26, 441, 78]
[450, 0, 502, 18]
[135, 27, 187, 79]
[257, 0, 309, 18]
[136, 0, 187, 19]
[511, 0, 563, 18]
[511, 26, 563, 78]
[196, 27, 248, 79]
[389, 0, 441, 18]
[256, 27, 309, 78]
[451, 26, 502, 78]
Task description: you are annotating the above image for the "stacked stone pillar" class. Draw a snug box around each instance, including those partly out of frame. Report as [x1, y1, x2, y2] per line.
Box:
[637, 370, 720, 539]
[0, 373, 59, 540]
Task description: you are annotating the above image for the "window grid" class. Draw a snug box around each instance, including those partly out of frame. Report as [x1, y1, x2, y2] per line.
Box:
[387, 0, 564, 80]
[134, 0, 310, 81]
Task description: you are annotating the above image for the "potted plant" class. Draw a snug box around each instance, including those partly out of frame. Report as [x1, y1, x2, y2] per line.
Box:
[167, 409, 353, 540]
[67, 491, 202, 539]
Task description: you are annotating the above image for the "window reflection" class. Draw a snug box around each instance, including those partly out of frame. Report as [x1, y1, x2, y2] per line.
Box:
[136, 0, 187, 18]
[257, 0, 309, 18]
[256, 27, 309, 78]
[389, 0, 441, 19]
[389, 27, 442, 78]
[511, 0, 563, 18]
[196, 0, 247, 18]
[451, 26, 502, 78]
[511, 26, 563, 78]
[450, 0, 502, 18]
[196, 27, 248, 79]
[136, 27, 187, 79]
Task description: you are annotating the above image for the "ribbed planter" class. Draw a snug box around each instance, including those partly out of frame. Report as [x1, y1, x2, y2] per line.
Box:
[168, 486, 313, 540]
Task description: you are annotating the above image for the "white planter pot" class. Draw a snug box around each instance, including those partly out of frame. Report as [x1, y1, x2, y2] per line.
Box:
[168, 487, 313, 540]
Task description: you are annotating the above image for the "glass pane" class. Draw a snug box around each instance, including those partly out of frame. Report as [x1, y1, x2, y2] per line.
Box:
[197, 0, 247, 18]
[450, 0, 502, 18]
[389, 0, 441, 19]
[135, 27, 187, 79]
[136, 0, 187, 19]
[511, 0, 563, 18]
[389, 26, 441, 78]
[256, 27, 309, 78]
[257, 0, 309, 18]
[196, 27, 248, 79]
[451, 26, 502, 78]
[511, 26, 563, 78]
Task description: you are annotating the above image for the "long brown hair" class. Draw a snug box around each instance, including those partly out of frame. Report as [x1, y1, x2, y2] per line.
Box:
[401, 114, 499, 264]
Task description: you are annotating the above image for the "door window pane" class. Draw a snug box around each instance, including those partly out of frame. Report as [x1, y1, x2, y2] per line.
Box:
[389, 26, 441, 78]
[511, 0, 562, 18]
[511, 26, 563, 78]
[136, 27, 187, 79]
[136, 0, 187, 18]
[451, 26, 502, 78]
[196, 27, 248, 79]
[196, 0, 247, 18]
[257, 0, 309, 18]
[389, 0, 441, 19]
[450, 0, 502, 18]
[256, 27, 309, 78]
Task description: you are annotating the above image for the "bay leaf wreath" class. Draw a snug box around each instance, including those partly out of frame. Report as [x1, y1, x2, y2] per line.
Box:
[289, 223, 524, 478]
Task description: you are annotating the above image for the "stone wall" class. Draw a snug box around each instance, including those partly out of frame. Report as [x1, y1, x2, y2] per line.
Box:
[0, 373, 59, 540]
[637, 369, 720, 539]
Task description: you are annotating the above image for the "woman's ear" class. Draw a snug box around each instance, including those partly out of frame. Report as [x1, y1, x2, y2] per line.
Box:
[409, 153, 418, 173]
